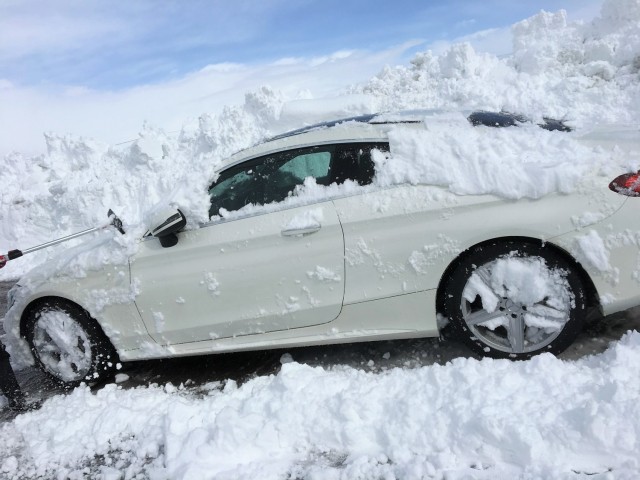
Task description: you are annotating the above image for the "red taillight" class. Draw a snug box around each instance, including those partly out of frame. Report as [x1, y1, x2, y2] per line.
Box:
[609, 172, 640, 197]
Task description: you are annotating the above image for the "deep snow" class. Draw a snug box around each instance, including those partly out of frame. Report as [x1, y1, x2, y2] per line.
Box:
[1, 0, 640, 478]
[1, 332, 640, 479]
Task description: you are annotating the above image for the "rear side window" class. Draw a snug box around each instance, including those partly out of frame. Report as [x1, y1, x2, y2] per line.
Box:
[279, 152, 331, 180]
[333, 143, 389, 186]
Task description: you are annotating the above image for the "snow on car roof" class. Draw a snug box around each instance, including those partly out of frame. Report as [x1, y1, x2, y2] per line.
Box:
[267, 109, 572, 144]
[266, 109, 447, 142]
[223, 109, 572, 171]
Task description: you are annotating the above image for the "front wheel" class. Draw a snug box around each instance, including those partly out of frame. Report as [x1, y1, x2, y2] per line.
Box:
[23, 299, 119, 387]
[443, 241, 587, 359]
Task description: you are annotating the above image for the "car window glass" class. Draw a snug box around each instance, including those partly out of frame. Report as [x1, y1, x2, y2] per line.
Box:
[209, 164, 263, 217]
[333, 143, 388, 186]
[357, 144, 387, 185]
[209, 143, 391, 218]
[263, 151, 331, 205]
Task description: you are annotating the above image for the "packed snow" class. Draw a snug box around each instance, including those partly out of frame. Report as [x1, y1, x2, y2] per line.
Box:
[1, 332, 640, 479]
[375, 118, 617, 199]
[1, 0, 640, 478]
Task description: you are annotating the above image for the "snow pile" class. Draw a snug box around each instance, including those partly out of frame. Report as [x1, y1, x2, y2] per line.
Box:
[1, 1, 639, 280]
[355, 1, 640, 126]
[376, 115, 621, 199]
[0, 87, 285, 280]
[1, 331, 640, 479]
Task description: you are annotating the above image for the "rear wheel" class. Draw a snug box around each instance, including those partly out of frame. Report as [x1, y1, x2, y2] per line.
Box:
[23, 299, 118, 387]
[443, 241, 587, 359]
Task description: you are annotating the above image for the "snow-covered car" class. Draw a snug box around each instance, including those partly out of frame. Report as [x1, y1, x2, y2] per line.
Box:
[3, 110, 640, 386]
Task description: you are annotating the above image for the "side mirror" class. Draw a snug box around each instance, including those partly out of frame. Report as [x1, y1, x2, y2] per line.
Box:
[147, 208, 187, 248]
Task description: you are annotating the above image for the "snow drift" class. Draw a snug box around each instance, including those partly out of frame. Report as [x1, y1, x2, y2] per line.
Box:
[2, 331, 640, 479]
[1, 0, 639, 280]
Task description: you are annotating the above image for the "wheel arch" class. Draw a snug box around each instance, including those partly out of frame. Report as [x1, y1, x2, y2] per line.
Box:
[436, 236, 602, 324]
[19, 295, 113, 345]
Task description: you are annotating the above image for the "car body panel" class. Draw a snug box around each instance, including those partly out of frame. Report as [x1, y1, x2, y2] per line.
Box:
[2, 263, 156, 365]
[131, 201, 345, 345]
[553, 197, 640, 314]
[334, 184, 626, 304]
[117, 290, 437, 361]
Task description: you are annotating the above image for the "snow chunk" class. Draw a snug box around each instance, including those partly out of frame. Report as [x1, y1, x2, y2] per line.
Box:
[152, 311, 165, 333]
[307, 266, 341, 283]
[283, 207, 323, 230]
[408, 234, 461, 274]
[574, 230, 612, 272]
[571, 211, 607, 229]
[200, 272, 220, 297]
[280, 353, 294, 364]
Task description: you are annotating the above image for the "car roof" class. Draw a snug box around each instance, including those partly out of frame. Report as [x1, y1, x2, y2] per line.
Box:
[219, 109, 572, 172]
[220, 109, 443, 171]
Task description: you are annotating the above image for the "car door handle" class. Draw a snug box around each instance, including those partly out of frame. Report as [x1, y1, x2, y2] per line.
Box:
[281, 224, 321, 237]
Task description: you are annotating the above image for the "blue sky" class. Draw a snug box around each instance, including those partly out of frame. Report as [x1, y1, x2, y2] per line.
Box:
[0, 0, 603, 155]
[1, 0, 601, 90]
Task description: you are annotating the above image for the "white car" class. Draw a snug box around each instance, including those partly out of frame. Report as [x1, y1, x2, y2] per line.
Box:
[3, 111, 640, 386]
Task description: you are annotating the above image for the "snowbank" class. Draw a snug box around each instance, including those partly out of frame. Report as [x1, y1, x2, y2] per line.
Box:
[1, 0, 639, 280]
[376, 116, 621, 199]
[0, 1, 638, 477]
[1, 331, 639, 479]
[354, 2, 640, 126]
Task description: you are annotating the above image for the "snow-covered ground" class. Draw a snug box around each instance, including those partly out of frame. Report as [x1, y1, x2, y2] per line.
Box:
[1, 0, 640, 478]
[1, 324, 640, 480]
[1, 284, 639, 480]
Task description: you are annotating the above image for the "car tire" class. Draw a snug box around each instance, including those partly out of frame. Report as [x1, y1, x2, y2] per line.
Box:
[443, 240, 586, 360]
[23, 299, 119, 387]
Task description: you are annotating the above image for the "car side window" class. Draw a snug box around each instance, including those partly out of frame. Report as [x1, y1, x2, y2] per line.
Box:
[263, 150, 332, 205]
[209, 147, 333, 217]
[208, 143, 390, 218]
[333, 143, 389, 186]
[208, 162, 265, 217]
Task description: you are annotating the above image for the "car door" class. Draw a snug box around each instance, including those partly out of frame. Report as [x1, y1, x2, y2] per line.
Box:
[329, 142, 455, 305]
[131, 146, 345, 345]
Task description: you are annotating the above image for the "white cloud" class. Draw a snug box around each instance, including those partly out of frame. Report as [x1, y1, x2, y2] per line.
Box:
[0, 44, 414, 156]
[0, 0, 293, 87]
